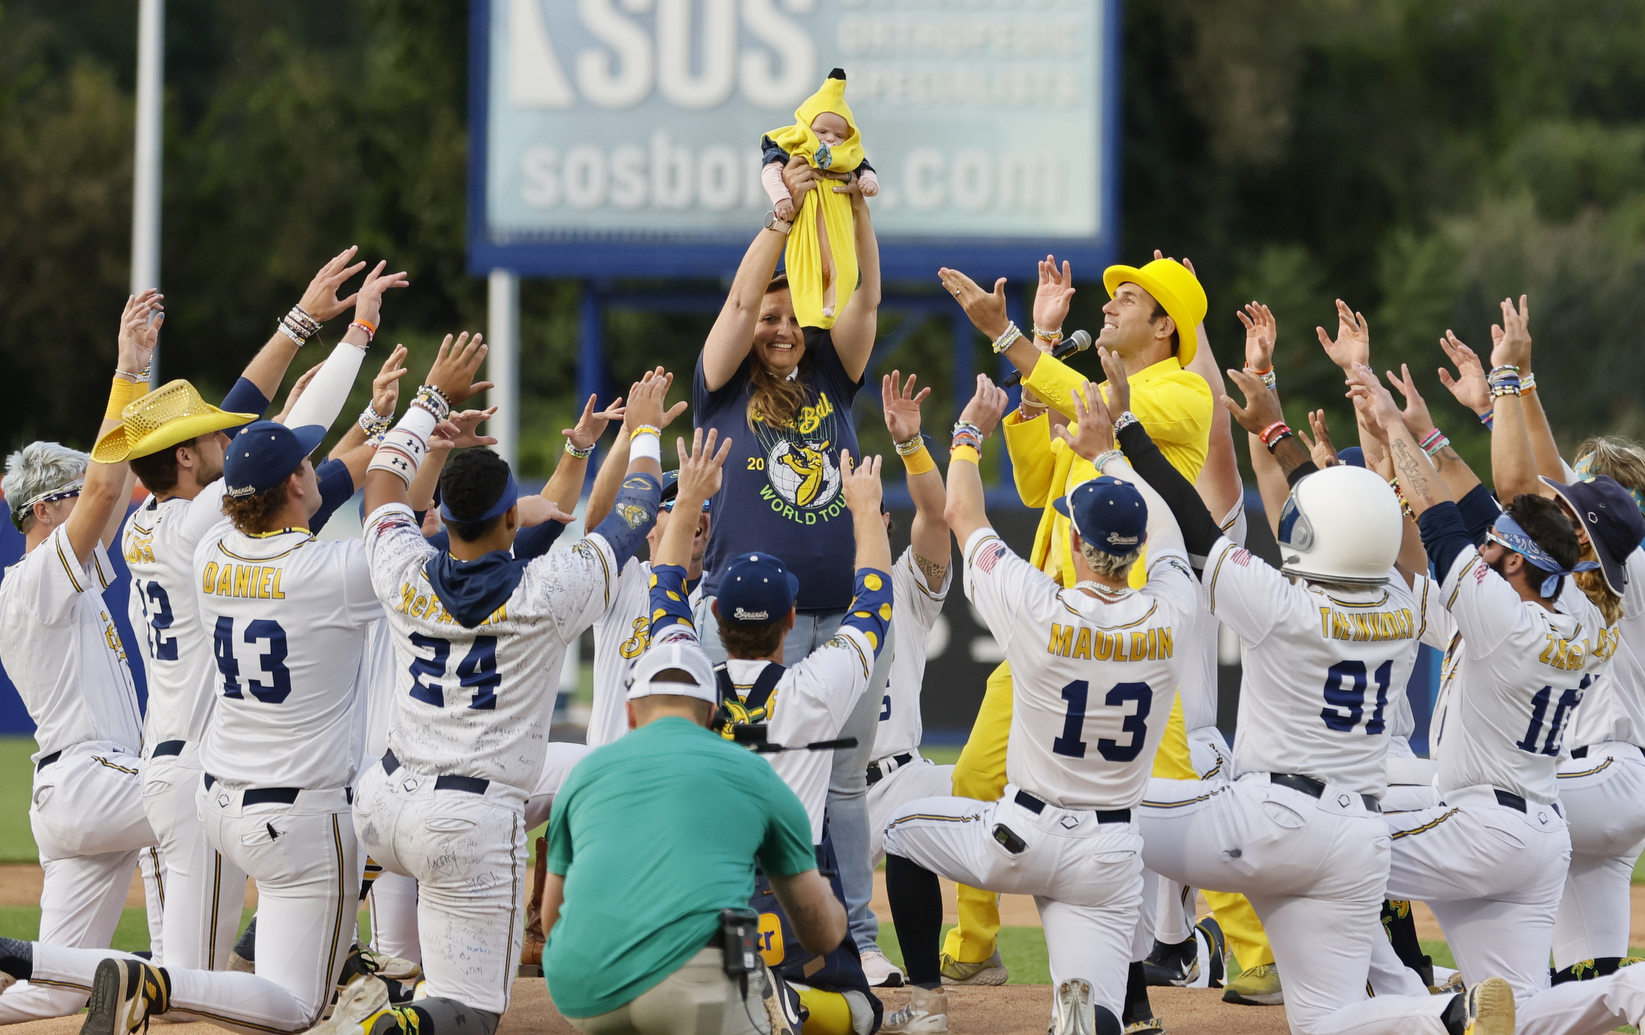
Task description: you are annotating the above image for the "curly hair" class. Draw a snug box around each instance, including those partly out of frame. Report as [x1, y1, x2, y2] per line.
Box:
[440, 448, 513, 542]
[220, 478, 293, 535]
[1576, 436, 1645, 501]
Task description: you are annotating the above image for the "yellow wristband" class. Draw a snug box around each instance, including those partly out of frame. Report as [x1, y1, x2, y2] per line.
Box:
[105, 375, 146, 421]
[900, 444, 936, 476]
[950, 444, 980, 466]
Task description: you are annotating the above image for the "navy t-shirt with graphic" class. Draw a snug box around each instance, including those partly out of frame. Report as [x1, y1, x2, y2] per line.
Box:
[694, 327, 864, 612]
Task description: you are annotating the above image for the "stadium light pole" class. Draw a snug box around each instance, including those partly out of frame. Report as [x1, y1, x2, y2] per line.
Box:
[487, 269, 520, 469]
[131, 0, 165, 380]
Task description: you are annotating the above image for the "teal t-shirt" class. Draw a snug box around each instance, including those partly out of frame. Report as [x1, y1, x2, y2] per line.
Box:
[543, 716, 816, 1018]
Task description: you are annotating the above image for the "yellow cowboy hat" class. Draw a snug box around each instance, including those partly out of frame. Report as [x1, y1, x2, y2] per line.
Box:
[92, 379, 258, 464]
[1102, 258, 1207, 366]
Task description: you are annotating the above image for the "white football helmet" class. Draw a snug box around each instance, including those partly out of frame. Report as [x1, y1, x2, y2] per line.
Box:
[1277, 464, 1402, 587]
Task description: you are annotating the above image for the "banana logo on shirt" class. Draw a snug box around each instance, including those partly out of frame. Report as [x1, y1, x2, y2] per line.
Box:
[751, 391, 848, 523]
[774, 440, 833, 507]
[616, 503, 650, 529]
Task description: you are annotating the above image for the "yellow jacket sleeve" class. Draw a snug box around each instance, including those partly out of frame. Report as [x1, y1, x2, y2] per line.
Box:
[1021, 353, 1089, 420]
[1002, 410, 1058, 508]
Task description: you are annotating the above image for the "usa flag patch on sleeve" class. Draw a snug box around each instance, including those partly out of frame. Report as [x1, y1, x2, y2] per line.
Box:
[976, 541, 1008, 574]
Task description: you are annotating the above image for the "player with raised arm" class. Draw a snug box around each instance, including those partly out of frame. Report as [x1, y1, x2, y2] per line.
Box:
[1104, 343, 1510, 1035]
[646, 428, 892, 1035]
[338, 339, 667, 1035]
[104, 252, 404, 976]
[0, 293, 162, 1023]
[880, 375, 1196, 1035]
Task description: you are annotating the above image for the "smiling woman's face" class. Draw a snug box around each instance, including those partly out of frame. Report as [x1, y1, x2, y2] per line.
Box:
[753, 288, 804, 376]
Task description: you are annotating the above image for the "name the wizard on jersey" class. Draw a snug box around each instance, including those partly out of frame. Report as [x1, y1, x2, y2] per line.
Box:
[1047, 622, 1174, 662]
[1317, 606, 1417, 643]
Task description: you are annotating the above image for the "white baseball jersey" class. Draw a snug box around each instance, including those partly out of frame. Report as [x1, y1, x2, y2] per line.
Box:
[122, 483, 228, 748]
[963, 527, 1196, 811]
[1429, 545, 1617, 804]
[1178, 501, 1246, 732]
[0, 524, 143, 759]
[363, 502, 621, 795]
[588, 558, 702, 748]
[194, 525, 380, 788]
[357, 618, 397, 761]
[1203, 538, 1442, 799]
[1567, 548, 1645, 749]
[872, 546, 953, 761]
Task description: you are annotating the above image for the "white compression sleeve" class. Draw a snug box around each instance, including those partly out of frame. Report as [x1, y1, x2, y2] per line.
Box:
[284, 339, 368, 432]
[367, 403, 440, 488]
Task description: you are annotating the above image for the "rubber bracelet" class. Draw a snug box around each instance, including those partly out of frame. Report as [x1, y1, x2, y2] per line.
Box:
[900, 443, 936, 476]
[1520, 373, 1537, 393]
[1264, 429, 1294, 453]
[950, 444, 980, 466]
[1258, 421, 1289, 447]
[1480, 410, 1495, 428]
[1418, 428, 1444, 453]
[1423, 435, 1450, 459]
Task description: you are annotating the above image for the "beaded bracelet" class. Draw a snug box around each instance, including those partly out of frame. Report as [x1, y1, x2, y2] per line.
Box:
[894, 433, 926, 457]
[1113, 411, 1140, 435]
[991, 323, 1023, 355]
[1093, 448, 1124, 470]
[116, 366, 152, 382]
[277, 320, 309, 346]
[1248, 368, 1278, 391]
[1489, 378, 1522, 399]
[412, 384, 452, 421]
[564, 439, 595, 460]
[349, 320, 377, 342]
[1033, 325, 1063, 342]
[1520, 373, 1537, 393]
[951, 420, 983, 453]
[1389, 477, 1416, 521]
[358, 404, 394, 439]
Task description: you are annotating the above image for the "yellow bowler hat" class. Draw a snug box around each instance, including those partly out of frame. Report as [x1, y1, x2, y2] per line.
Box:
[92, 379, 259, 464]
[1102, 258, 1208, 366]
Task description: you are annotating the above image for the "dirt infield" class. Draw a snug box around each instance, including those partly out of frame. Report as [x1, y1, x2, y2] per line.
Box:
[0, 978, 1295, 1035]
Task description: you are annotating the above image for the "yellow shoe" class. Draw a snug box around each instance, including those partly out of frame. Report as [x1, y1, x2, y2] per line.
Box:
[1461, 976, 1514, 1035]
[1222, 962, 1283, 1005]
[939, 950, 1007, 986]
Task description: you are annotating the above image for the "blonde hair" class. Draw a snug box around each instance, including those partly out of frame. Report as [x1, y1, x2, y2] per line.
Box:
[4, 442, 89, 533]
[746, 273, 808, 430]
[1078, 540, 1142, 583]
[1576, 436, 1645, 499]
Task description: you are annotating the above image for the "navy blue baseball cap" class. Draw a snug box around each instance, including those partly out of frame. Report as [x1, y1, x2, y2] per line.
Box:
[717, 552, 800, 624]
[1338, 446, 1366, 469]
[659, 470, 711, 512]
[1053, 476, 1147, 556]
[223, 421, 325, 498]
[1541, 474, 1645, 596]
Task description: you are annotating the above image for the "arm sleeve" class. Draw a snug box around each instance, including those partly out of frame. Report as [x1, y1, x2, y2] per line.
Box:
[1456, 483, 1503, 544]
[839, 566, 893, 658]
[285, 340, 366, 433]
[1116, 421, 1222, 570]
[512, 519, 567, 561]
[761, 161, 791, 204]
[758, 771, 822, 878]
[648, 562, 699, 642]
[219, 377, 269, 417]
[1001, 411, 1058, 507]
[587, 472, 660, 568]
[1417, 502, 1476, 589]
[308, 457, 356, 535]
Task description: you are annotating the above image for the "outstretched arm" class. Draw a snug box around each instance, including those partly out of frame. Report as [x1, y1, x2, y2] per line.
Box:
[830, 181, 881, 380]
[942, 375, 1012, 549]
[77, 293, 162, 559]
[1187, 309, 1240, 519]
[285, 261, 410, 434]
[882, 371, 949, 588]
[364, 333, 491, 515]
[701, 225, 789, 392]
[1490, 296, 1562, 494]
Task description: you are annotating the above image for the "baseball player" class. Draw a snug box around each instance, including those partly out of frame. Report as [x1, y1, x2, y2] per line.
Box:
[109, 251, 401, 975]
[1347, 363, 1645, 1035]
[341, 339, 667, 1035]
[879, 377, 1194, 1035]
[0, 294, 163, 1022]
[646, 427, 892, 1035]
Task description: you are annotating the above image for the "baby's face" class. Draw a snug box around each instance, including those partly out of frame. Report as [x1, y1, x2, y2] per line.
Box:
[810, 112, 850, 146]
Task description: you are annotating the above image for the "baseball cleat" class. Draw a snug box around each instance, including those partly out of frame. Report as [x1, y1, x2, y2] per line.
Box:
[860, 947, 906, 988]
[1461, 976, 1515, 1035]
[0, 972, 13, 994]
[940, 949, 1008, 986]
[1120, 1019, 1163, 1035]
[335, 945, 420, 1006]
[881, 985, 948, 1033]
[1142, 935, 1199, 987]
[79, 958, 170, 1035]
[1054, 979, 1095, 1035]
[1196, 916, 1227, 989]
[304, 974, 390, 1035]
[1222, 962, 1283, 1005]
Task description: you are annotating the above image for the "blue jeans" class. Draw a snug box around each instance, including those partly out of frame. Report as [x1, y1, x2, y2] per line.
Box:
[697, 603, 892, 954]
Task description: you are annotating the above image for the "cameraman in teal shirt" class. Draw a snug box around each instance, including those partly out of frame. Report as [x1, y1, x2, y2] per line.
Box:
[543, 641, 845, 1034]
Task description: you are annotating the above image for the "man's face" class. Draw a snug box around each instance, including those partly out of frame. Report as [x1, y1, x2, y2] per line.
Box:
[296, 458, 321, 520]
[190, 432, 230, 485]
[1098, 282, 1171, 360]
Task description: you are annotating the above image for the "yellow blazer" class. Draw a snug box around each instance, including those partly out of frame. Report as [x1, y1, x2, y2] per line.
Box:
[1002, 354, 1213, 588]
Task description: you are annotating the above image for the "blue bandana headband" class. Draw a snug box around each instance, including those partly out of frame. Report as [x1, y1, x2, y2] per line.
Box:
[1487, 512, 1599, 597]
[1574, 452, 1645, 516]
[440, 471, 519, 525]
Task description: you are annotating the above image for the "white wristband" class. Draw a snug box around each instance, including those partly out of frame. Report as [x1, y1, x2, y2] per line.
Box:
[367, 405, 439, 488]
[630, 430, 661, 464]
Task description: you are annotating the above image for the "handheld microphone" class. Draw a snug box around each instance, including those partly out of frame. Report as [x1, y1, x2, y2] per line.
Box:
[1001, 329, 1093, 387]
[731, 725, 860, 754]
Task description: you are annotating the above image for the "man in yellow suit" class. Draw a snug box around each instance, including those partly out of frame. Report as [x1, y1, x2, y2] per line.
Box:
[935, 257, 1278, 1021]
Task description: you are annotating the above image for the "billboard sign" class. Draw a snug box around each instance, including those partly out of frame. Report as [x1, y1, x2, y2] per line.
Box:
[468, 0, 1120, 279]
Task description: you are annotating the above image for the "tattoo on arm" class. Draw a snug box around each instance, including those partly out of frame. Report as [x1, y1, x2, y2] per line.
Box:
[1391, 439, 1433, 504]
[913, 553, 949, 590]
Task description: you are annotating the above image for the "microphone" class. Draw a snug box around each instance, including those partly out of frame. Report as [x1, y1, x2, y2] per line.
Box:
[1001, 329, 1093, 387]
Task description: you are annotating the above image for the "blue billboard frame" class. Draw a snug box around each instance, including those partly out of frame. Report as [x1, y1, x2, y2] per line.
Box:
[465, 0, 1125, 282]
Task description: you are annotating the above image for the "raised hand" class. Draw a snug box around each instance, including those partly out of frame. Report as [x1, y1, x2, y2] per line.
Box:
[352, 260, 411, 330]
[370, 344, 410, 418]
[881, 370, 930, 444]
[1316, 299, 1370, 371]
[1437, 331, 1491, 416]
[1385, 363, 1436, 439]
[1295, 409, 1339, 468]
[938, 267, 1010, 340]
[1053, 380, 1114, 461]
[1236, 302, 1277, 372]
[563, 394, 621, 452]
[840, 450, 884, 514]
[957, 374, 1011, 438]
[1344, 362, 1404, 436]
[674, 428, 733, 504]
[423, 332, 492, 407]
[117, 289, 164, 374]
[298, 246, 368, 323]
[448, 406, 500, 448]
[1032, 256, 1076, 336]
[1223, 367, 1285, 437]
[626, 365, 669, 431]
[1492, 295, 1532, 370]
[1097, 347, 1131, 415]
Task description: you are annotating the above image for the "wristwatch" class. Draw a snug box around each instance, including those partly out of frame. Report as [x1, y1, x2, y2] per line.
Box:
[764, 211, 793, 235]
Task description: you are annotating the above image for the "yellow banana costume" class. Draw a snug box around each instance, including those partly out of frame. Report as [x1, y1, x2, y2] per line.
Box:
[763, 70, 863, 330]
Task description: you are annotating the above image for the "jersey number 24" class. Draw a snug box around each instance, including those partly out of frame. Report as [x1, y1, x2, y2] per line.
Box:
[407, 633, 500, 710]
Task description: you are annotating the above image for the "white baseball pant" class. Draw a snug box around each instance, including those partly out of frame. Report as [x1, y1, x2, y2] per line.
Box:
[883, 785, 1143, 1021]
[865, 755, 953, 866]
[31, 781, 358, 1035]
[1140, 773, 1452, 1035]
[354, 760, 527, 1016]
[0, 742, 159, 1023]
[1553, 744, 1645, 967]
[1153, 725, 1229, 944]
[525, 742, 594, 832]
[1383, 753, 1440, 813]
[141, 746, 247, 970]
[367, 870, 421, 964]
